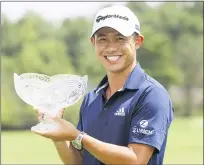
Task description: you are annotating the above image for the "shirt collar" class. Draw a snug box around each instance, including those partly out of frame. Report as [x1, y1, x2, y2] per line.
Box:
[94, 76, 108, 94]
[94, 63, 146, 94]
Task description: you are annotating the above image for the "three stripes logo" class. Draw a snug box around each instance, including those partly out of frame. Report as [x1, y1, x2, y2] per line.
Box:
[114, 107, 125, 116]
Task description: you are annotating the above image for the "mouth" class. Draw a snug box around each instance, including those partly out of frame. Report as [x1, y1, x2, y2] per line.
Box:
[104, 55, 122, 63]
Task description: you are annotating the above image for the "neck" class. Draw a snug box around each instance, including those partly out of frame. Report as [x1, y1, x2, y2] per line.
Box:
[107, 62, 136, 95]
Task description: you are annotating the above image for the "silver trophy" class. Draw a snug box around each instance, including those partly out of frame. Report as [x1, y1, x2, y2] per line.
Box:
[14, 73, 88, 131]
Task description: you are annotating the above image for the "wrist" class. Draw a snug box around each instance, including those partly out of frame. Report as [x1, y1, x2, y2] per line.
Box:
[70, 129, 81, 141]
[71, 131, 86, 150]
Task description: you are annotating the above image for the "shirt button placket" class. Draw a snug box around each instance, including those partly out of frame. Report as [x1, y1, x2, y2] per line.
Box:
[104, 107, 107, 111]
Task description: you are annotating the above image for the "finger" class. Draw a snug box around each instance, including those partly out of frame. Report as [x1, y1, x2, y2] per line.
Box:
[38, 113, 45, 121]
[38, 116, 42, 121]
[33, 108, 42, 121]
[59, 108, 65, 118]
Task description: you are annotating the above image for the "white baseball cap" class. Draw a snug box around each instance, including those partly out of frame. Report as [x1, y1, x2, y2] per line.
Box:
[91, 5, 141, 37]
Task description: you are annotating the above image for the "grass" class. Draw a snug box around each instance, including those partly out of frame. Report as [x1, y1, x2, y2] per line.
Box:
[1, 131, 62, 164]
[163, 116, 203, 164]
[2, 117, 203, 164]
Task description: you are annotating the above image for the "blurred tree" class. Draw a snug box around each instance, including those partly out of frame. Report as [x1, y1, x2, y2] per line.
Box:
[59, 18, 91, 70]
[1, 2, 203, 129]
[127, 2, 182, 89]
[156, 2, 203, 116]
[2, 15, 22, 57]
[175, 34, 203, 116]
[1, 12, 75, 129]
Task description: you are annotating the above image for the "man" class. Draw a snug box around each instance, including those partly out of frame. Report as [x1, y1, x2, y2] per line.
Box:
[32, 5, 174, 165]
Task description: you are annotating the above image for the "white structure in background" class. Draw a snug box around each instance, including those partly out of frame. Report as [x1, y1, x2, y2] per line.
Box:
[2, 2, 160, 22]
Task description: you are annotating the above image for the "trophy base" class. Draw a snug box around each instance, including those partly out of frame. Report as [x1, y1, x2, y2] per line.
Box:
[33, 121, 58, 132]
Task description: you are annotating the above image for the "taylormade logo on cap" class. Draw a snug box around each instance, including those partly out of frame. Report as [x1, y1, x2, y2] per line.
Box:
[91, 5, 141, 37]
[96, 15, 129, 23]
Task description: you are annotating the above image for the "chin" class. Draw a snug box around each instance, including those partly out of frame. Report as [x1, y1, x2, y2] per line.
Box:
[106, 66, 126, 73]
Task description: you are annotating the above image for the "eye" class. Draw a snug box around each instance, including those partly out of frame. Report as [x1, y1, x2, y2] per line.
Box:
[117, 36, 125, 41]
[98, 37, 106, 41]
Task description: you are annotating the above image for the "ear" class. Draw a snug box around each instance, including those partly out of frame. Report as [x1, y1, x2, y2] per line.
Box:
[90, 37, 95, 47]
[135, 34, 144, 49]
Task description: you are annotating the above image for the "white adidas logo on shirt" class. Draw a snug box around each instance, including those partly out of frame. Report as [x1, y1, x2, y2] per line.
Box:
[114, 107, 125, 116]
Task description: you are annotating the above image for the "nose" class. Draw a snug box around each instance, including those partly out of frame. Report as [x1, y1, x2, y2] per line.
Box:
[105, 42, 118, 53]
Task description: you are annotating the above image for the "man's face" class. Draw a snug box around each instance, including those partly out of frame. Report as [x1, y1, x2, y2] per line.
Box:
[91, 27, 143, 73]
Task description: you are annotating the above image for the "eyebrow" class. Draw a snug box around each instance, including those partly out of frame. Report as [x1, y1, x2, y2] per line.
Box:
[95, 33, 106, 37]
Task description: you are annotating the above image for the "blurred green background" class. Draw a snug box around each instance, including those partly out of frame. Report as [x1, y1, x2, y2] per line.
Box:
[1, 2, 203, 164]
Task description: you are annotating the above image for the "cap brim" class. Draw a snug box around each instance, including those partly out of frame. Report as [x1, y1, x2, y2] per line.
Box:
[91, 21, 140, 38]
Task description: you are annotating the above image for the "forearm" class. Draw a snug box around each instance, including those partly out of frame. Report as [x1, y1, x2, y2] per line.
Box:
[53, 140, 82, 165]
[82, 134, 137, 165]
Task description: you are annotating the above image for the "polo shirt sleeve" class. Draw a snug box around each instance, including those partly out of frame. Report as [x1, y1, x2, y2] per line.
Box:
[76, 94, 88, 131]
[128, 86, 174, 153]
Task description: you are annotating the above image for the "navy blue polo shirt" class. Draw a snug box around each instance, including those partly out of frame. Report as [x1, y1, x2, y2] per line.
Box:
[77, 63, 174, 165]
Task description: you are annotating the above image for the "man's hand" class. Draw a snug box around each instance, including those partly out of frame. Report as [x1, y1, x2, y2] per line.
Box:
[32, 107, 83, 165]
[31, 113, 80, 141]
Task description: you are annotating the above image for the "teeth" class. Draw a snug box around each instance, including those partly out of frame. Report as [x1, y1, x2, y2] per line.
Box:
[106, 56, 120, 62]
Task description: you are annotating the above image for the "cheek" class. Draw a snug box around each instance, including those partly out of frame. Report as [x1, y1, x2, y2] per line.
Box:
[123, 43, 134, 55]
[95, 46, 103, 59]
[96, 45, 105, 54]
[129, 42, 136, 52]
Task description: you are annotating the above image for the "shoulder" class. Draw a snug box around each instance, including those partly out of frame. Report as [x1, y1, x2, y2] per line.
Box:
[134, 75, 173, 117]
[139, 74, 171, 100]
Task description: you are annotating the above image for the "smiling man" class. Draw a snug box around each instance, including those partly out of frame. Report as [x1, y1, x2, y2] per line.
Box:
[32, 5, 174, 165]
